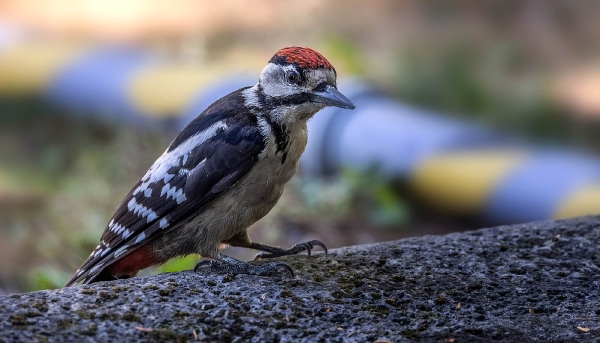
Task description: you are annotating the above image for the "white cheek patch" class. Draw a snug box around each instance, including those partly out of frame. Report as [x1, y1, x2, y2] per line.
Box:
[258, 63, 304, 98]
[257, 63, 335, 98]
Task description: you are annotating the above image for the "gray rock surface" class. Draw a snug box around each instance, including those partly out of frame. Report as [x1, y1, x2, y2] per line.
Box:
[1, 216, 600, 342]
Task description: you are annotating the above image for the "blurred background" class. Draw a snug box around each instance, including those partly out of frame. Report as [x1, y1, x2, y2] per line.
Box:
[1, 0, 600, 293]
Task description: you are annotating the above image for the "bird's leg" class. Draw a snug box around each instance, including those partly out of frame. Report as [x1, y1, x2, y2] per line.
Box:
[250, 240, 328, 260]
[194, 255, 294, 277]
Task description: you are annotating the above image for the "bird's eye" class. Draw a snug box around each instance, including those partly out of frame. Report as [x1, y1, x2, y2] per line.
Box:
[287, 71, 299, 84]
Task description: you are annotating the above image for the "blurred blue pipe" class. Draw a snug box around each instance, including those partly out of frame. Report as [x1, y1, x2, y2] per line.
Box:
[1, 44, 599, 224]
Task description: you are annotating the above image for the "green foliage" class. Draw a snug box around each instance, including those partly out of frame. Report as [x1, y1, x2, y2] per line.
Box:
[156, 255, 200, 273]
[321, 36, 366, 76]
[27, 267, 70, 291]
[395, 43, 491, 115]
[290, 169, 409, 228]
[342, 168, 409, 227]
[393, 42, 572, 145]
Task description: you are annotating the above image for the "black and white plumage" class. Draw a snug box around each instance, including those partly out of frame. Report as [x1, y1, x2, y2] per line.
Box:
[65, 47, 354, 286]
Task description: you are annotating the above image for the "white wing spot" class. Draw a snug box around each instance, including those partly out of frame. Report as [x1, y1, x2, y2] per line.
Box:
[159, 217, 169, 229]
[161, 184, 186, 204]
[113, 246, 128, 258]
[127, 197, 136, 210]
[163, 173, 175, 183]
[135, 232, 146, 244]
[161, 183, 171, 196]
[144, 188, 152, 197]
[146, 212, 157, 223]
[128, 198, 158, 222]
[110, 222, 126, 235]
[122, 229, 132, 239]
[89, 264, 102, 274]
[133, 121, 227, 196]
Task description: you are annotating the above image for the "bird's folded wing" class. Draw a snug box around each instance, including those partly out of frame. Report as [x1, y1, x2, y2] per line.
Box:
[65, 108, 265, 286]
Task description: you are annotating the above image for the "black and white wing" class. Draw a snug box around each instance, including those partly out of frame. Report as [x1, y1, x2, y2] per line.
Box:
[65, 88, 265, 286]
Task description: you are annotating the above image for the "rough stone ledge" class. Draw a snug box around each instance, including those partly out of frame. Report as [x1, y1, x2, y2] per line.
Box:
[1, 216, 600, 342]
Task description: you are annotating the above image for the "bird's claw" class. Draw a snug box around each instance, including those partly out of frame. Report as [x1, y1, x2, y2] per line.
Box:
[271, 262, 294, 278]
[307, 240, 328, 256]
[254, 239, 328, 260]
[193, 260, 212, 272]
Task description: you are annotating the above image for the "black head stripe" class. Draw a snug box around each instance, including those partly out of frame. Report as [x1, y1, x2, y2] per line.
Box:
[253, 84, 313, 109]
[262, 115, 290, 163]
[268, 93, 313, 108]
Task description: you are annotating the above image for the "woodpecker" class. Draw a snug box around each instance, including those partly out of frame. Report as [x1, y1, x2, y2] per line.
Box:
[64, 47, 355, 286]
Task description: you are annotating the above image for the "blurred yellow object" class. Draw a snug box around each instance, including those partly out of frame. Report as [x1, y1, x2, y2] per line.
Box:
[410, 151, 525, 215]
[555, 185, 600, 219]
[0, 42, 85, 94]
[128, 64, 220, 118]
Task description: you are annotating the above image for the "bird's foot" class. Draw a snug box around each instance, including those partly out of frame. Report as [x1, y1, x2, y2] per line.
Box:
[252, 240, 327, 260]
[194, 255, 294, 278]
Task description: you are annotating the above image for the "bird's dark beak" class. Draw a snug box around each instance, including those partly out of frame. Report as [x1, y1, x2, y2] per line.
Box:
[312, 85, 355, 109]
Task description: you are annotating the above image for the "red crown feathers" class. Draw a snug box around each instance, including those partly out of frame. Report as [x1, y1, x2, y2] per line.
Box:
[270, 47, 334, 70]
